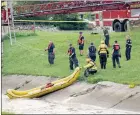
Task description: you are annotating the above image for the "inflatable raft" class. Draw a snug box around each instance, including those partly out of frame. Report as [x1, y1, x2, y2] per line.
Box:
[6, 67, 81, 99]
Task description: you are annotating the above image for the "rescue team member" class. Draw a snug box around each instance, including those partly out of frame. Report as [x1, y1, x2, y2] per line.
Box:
[103, 28, 110, 47]
[45, 41, 55, 65]
[84, 58, 97, 77]
[125, 35, 132, 61]
[78, 32, 84, 56]
[98, 40, 109, 69]
[112, 40, 121, 68]
[88, 42, 97, 62]
[67, 44, 79, 70]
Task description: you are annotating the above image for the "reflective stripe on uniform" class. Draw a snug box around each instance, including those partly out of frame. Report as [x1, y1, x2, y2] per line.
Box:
[98, 44, 107, 54]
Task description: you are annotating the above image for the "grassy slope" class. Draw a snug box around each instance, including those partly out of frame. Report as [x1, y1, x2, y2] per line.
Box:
[2, 29, 140, 85]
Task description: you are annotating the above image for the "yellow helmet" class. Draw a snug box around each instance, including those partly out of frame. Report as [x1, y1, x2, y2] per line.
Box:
[101, 40, 105, 44]
[86, 58, 91, 63]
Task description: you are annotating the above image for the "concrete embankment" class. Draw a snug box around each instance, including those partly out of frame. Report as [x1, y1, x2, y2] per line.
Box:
[2, 75, 140, 114]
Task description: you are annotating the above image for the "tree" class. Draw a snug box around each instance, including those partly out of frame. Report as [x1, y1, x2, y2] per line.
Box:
[14, 1, 88, 30]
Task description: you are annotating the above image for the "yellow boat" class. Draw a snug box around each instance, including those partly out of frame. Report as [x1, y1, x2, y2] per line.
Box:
[6, 67, 81, 99]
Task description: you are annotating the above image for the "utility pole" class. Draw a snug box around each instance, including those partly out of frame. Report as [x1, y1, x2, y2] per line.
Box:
[5, 0, 16, 45]
[10, 0, 16, 42]
[6, 0, 13, 45]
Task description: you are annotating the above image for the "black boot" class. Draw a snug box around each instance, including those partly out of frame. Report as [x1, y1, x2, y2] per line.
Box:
[101, 64, 103, 69]
[104, 64, 106, 69]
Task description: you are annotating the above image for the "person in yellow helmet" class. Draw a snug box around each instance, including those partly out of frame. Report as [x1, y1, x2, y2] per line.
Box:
[83, 58, 97, 77]
[98, 40, 109, 69]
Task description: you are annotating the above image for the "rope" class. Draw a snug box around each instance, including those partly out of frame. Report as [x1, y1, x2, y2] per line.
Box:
[14, 20, 88, 23]
[15, 41, 69, 58]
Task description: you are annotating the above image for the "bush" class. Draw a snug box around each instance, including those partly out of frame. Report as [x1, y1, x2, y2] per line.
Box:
[15, 31, 37, 37]
[2, 31, 37, 42]
[58, 22, 87, 30]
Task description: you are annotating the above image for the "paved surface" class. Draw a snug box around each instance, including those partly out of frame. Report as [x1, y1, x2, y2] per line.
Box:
[2, 75, 140, 114]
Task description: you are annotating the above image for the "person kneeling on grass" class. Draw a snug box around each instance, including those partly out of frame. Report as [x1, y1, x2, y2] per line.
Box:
[83, 58, 97, 77]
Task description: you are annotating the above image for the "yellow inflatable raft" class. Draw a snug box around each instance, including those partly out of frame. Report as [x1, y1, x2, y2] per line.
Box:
[6, 67, 81, 99]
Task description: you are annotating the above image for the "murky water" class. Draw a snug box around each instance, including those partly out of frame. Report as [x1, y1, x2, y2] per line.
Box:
[2, 94, 138, 114]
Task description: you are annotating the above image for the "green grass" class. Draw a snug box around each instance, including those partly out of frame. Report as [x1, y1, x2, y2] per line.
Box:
[2, 29, 140, 85]
[2, 111, 14, 115]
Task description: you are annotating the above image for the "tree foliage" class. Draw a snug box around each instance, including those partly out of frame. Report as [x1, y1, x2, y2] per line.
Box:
[14, 1, 88, 30]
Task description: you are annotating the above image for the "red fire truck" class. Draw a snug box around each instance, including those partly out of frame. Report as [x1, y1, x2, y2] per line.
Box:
[1, 1, 11, 25]
[93, 1, 140, 32]
[2, 0, 140, 31]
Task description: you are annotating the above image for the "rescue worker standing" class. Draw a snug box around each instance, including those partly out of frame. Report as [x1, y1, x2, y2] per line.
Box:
[68, 44, 79, 70]
[88, 43, 96, 62]
[45, 41, 55, 65]
[125, 35, 132, 61]
[84, 58, 97, 77]
[98, 40, 109, 69]
[112, 40, 121, 68]
[103, 28, 110, 47]
[78, 32, 84, 56]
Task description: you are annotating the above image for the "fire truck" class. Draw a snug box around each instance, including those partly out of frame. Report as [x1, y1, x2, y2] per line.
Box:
[1, 0, 140, 32]
[93, 2, 140, 32]
[1, 1, 12, 25]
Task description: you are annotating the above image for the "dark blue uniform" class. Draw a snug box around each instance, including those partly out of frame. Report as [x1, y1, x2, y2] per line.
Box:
[112, 44, 121, 68]
[125, 39, 132, 60]
[88, 45, 96, 62]
[103, 29, 110, 47]
[48, 43, 55, 64]
[68, 47, 79, 70]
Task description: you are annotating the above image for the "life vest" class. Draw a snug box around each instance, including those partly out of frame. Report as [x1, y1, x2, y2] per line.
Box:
[68, 48, 73, 55]
[114, 44, 120, 51]
[48, 43, 53, 50]
[126, 39, 132, 46]
[89, 61, 97, 70]
[48, 43, 54, 53]
[78, 36, 84, 44]
[99, 44, 107, 54]
[78, 39, 82, 44]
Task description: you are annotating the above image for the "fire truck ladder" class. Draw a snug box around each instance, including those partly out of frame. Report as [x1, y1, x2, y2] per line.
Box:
[13, 1, 132, 17]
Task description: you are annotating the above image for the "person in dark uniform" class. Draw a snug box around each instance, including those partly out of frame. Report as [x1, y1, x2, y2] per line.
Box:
[67, 44, 79, 70]
[125, 35, 132, 61]
[98, 40, 109, 69]
[45, 41, 55, 65]
[103, 28, 110, 47]
[112, 40, 121, 68]
[78, 32, 84, 56]
[88, 42, 96, 62]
